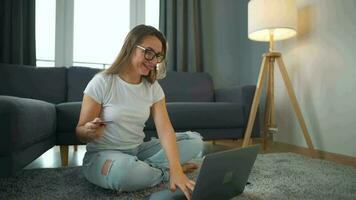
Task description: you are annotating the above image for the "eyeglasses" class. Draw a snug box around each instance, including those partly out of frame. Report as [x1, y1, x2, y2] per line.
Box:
[136, 45, 165, 63]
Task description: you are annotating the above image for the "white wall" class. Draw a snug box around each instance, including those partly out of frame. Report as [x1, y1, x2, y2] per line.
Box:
[275, 0, 356, 157]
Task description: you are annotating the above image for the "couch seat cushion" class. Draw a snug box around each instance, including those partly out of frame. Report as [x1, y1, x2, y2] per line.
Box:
[56, 102, 82, 133]
[56, 102, 246, 139]
[145, 102, 246, 130]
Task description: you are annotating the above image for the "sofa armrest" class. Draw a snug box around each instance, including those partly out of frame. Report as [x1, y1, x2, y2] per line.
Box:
[214, 85, 256, 105]
[214, 85, 260, 138]
[0, 95, 56, 154]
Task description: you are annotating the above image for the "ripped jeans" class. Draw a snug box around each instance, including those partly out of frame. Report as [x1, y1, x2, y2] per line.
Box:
[82, 131, 203, 192]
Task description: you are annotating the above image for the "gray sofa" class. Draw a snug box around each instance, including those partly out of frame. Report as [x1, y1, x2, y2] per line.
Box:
[0, 63, 259, 177]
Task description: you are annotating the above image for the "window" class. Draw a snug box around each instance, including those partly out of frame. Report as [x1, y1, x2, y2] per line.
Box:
[73, 0, 130, 68]
[36, 0, 160, 68]
[35, 0, 56, 67]
[145, 0, 160, 29]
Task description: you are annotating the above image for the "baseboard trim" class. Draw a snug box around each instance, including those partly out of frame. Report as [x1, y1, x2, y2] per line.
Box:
[271, 141, 356, 168]
[210, 139, 356, 168]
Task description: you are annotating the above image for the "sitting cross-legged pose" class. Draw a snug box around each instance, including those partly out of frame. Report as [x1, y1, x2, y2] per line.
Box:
[76, 24, 203, 200]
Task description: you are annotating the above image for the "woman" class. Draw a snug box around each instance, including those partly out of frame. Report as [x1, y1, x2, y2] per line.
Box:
[76, 24, 203, 200]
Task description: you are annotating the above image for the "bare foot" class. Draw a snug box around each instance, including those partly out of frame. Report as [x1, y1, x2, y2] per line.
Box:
[182, 162, 199, 174]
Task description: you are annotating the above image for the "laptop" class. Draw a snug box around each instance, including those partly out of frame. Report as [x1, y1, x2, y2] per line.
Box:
[148, 144, 260, 200]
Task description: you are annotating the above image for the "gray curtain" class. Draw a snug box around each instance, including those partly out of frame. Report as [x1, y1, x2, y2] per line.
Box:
[0, 0, 36, 65]
[159, 0, 203, 72]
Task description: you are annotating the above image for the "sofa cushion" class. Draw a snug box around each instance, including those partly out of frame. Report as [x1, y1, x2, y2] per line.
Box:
[56, 102, 82, 133]
[56, 101, 245, 134]
[158, 72, 214, 102]
[67, 69, 214, 102]
[145, 102, 245, 130]
[67, 67, 102, 102]
[0, 63, 67, 104]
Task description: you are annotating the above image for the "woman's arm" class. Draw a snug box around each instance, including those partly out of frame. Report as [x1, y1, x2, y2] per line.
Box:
[151, 98, 195, 200]
[76, 94, 106, 142]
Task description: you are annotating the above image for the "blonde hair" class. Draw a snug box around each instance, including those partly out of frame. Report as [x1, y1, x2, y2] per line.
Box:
[104, 25, 167, 83]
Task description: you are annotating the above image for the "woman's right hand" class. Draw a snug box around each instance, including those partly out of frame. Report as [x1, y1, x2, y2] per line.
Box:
[84, 117, 106, 140]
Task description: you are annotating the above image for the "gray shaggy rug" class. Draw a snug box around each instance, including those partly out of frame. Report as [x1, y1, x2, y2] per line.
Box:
[1, 153, 355, 200]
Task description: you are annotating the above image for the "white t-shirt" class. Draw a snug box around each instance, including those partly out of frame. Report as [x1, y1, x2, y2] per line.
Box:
[83, 73, 165, 151]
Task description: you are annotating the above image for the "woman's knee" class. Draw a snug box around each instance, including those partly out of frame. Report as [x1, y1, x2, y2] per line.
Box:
[104, 156, 138, 190]
[189, 133, 204, 152]
[177, 131, 204, 160]
[106, 156, 164, 191]
[186, 131, 203, 148]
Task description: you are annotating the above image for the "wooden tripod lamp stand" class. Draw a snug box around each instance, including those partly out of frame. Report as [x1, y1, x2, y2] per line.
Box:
[242, 0, 316, 156]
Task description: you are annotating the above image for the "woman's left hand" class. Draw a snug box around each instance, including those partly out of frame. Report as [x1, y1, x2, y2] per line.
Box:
[169, 169, 196, 200]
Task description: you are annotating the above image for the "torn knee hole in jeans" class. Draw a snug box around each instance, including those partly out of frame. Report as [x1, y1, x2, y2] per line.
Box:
[101, 159, 113, 176]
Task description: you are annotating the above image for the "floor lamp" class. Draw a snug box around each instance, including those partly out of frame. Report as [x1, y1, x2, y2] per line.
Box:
[242, 0, 316, 156]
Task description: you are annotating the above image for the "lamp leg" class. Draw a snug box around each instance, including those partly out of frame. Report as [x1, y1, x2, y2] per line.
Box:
[276, 57, 317, 157]
[264, 58, 277, 150]
[243, 56, 269, 147]
[269, 59, 278, 133]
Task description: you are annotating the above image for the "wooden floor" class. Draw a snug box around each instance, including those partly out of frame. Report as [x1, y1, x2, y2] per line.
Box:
[25, 140, 356, 169]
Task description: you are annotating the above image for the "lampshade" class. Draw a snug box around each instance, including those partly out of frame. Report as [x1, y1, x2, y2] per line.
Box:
[248, 0, 297, 42]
